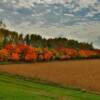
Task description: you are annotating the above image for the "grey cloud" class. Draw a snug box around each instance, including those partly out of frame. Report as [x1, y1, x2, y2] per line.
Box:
[0, 0, 100, 48]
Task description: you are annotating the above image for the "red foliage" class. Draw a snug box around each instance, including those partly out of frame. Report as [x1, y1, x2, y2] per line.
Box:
[43, 48, 53, 61]
[4, 44, 14, 51]
[57, 48, 78, 59]
[25, 53, 37, 62]
[11, 53, 20, 61]
[0, 44, 99, 62]
[0, 49, 9, 61]
[15, 44, 28, 53]
[43, 52, 53, 61]
[79, 50, 97, 58]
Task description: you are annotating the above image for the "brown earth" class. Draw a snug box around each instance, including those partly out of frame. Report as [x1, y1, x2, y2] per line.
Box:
[0, 60, 100, 92]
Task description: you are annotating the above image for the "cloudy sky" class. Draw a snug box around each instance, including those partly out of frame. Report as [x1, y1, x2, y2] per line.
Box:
[0, 0, 100, 48]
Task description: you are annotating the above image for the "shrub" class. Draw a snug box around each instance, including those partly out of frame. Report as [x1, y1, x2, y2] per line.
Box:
[0, 44, 99, 63]
[11, 53, 20, 61]
[43, 48, 53, 61]
[25, 53, 37, 62]
[79, 50, 97, 58]
[38, 54, 44, 61]
[0, 49, 9, 61]
[57, 48, 78, 59]
[4, 44, 14, 51]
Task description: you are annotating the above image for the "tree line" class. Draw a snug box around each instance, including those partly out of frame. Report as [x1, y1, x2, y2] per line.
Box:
[0, 21, 94, 50]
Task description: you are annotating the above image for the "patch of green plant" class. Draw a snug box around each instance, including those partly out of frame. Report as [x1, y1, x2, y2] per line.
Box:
[0, 74, 100, 100]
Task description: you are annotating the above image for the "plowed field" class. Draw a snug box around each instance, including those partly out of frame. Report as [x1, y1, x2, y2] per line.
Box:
[0, 60, 100, 92]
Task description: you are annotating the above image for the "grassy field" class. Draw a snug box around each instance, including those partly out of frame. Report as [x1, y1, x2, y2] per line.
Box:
[0, 74, 100, 100]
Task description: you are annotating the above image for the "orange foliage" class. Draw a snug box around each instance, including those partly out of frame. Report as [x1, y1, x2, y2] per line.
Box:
[25, 53, 37, 62]
[79, 50, 97, 58]
[0, 49, 9, 61]
[0, 44, 99, 62]
[57, 48, 78, 59]
[11, 53, 20, 61]
[4, 44, 14, 51]
[43, 48, 53, 61]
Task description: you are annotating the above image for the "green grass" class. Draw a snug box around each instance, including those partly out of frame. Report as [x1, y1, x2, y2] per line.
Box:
[0, 74, 100, 100]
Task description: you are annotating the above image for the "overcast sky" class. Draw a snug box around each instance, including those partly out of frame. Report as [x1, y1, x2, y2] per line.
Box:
[0, 0, 100, 48]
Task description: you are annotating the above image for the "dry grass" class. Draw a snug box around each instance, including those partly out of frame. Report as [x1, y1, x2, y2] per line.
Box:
[0, 59, 100, 92]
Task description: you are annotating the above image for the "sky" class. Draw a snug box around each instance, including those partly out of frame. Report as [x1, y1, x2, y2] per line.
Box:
[0, 0, 100, 48]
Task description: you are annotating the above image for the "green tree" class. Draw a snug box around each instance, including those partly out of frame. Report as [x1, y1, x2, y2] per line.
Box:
[24, 34, 30, 45]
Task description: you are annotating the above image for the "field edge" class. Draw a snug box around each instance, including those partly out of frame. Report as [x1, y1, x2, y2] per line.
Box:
[0, 72, 100, 96]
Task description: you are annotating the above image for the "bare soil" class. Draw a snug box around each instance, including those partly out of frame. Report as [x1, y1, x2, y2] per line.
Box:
[0, 60, 100, 92]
